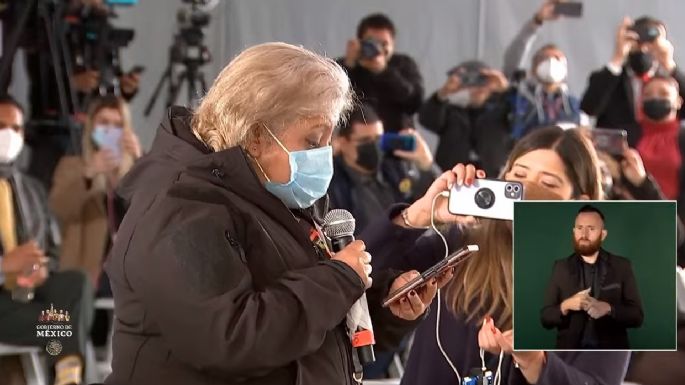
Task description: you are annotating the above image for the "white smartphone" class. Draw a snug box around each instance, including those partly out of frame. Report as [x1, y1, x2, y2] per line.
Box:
[448, 179, 524, 221]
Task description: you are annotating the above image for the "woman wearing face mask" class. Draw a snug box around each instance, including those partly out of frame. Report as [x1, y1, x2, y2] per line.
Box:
[634, 75, 685, 221]
[361, 127, 630, 385]
[49, 95, 142, 287]
[102, 43, 437, 385]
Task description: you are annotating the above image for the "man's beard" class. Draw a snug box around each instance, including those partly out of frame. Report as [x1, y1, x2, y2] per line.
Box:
[574, 236, 602, 256]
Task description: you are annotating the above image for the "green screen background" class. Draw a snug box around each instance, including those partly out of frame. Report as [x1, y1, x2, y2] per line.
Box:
[513, 201, 677, 350]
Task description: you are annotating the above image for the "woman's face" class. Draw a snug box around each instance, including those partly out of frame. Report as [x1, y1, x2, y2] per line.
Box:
[251, 116, 334, 184]
[504, 149, 575, 200]
[93, 107, 124, 129]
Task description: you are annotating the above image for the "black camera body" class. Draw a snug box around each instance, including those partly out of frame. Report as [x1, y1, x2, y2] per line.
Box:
[360, 38, 383, 59]
[630, 23, 660, 43]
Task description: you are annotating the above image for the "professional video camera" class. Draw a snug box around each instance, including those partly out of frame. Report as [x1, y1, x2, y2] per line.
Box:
[145, 0, 218, 116]
[67, 0, 140, 103]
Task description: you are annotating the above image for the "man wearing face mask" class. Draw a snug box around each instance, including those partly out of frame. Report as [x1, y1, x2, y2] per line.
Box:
[478, 45, 585, 174]
[329, 103, 437, 236]
[581, 16, 685, 147]
[418, 61, 510, 175]
[0, 95, 93, 385]
[338, 13, 424, 134]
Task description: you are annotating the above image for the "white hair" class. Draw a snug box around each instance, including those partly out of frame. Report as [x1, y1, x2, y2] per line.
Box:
[192, 42, 354, 151]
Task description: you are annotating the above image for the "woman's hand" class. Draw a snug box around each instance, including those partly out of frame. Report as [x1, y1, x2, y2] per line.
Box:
[84, 150, 119, 179]
[402, 163, 486, 228]
[331, 240, 373, 288]
[121, 129, 143, 159]
[387, 268, 454, 321]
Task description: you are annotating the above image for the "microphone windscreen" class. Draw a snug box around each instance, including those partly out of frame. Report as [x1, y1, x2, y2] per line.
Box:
[323, 209, 355, 238]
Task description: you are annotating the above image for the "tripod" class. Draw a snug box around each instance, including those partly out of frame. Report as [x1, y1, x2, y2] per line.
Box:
[144, 47, 208, 116]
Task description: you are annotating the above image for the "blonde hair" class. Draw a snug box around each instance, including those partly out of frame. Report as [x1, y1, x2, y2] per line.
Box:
[82, 96, 135, 189]
[192, 42, 354, 151]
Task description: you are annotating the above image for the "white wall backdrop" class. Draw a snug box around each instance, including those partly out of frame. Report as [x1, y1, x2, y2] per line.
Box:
[103, 0, 685, 148]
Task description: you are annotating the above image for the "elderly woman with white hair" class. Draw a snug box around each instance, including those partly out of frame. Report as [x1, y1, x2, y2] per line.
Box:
[104, 42, 437, 385]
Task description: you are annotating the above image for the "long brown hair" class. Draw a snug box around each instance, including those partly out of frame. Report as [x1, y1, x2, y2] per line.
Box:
[445, 127, 602, 329]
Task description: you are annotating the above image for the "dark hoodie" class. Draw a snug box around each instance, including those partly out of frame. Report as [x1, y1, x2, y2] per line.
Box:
[104, 107, 413, 385]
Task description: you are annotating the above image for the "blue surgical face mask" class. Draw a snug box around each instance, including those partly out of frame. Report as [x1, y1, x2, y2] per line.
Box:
[254, 126, 333, 209]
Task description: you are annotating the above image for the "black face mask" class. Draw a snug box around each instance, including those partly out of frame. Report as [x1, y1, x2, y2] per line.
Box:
[642, 98, 673, 121]
[356, 141, 382, 171]
[628, 51, 654, 76]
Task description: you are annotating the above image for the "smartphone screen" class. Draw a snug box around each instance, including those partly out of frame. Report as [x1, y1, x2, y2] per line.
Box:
[553, 2, 583, 18]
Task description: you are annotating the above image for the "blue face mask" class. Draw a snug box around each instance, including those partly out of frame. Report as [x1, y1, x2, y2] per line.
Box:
[255, 127, 333, 209]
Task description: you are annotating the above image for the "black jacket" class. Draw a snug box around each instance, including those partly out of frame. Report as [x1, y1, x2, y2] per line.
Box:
[339, 54, 424, 133]
[104, 107, 413, 385]
[328, 155, 439, 234]
[541, 249, 644, 349]
[419, 93, 478, 171]
[0, 163, 60, 263]
[580, 66, 685, 147]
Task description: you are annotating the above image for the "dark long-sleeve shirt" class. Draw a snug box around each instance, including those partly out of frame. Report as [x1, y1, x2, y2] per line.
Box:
[338, 54, 424, 133]
[360, 204, 631, 385]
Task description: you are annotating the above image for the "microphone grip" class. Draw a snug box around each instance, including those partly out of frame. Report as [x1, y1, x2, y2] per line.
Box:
[330, 234, 354, 252]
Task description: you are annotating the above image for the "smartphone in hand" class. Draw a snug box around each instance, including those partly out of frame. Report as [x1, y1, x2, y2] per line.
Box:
[448, 179, 523, 221]
[553, 2, 583, 18]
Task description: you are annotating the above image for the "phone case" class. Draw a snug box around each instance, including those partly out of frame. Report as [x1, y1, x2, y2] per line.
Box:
[382, 245, 478, 307]
[92, 128, 123, 160]
[592, 128, 628, 156]
[448, 179, 523, 221]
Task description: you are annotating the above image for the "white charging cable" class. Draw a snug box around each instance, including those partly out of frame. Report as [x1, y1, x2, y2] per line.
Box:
[430, 190, 503, 385]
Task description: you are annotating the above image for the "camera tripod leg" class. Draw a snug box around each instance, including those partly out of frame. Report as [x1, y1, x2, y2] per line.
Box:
[168, 70, 187, 109]
[144, 65, 172, 117]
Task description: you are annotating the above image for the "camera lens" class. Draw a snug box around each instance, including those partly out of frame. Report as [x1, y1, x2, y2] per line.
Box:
[513, 185, 520, 192]
[506, 185, 512, 192]
[474, 188, 495, 209]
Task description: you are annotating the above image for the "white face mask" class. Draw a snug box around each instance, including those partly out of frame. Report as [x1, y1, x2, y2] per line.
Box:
[446, 89, 472, 107]
[536, 57, 568, 84]
[0, 128, 24, 164]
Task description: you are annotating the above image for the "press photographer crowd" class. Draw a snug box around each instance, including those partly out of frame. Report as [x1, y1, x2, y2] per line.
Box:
[0, 0, 684, 384]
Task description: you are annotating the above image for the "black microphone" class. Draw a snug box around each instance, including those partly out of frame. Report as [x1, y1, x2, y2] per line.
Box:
[323, 209, 376, 369]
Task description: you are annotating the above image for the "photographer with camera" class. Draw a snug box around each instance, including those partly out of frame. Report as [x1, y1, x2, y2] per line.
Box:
[329, 103, 438, 237]
[418, 60, 510, 176]
[581, 16, 685, 147]
[338, 13, 424, 134]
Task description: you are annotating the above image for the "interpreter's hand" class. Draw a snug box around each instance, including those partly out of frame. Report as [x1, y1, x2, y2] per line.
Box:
[621, 147, 647, 187]
[393, 128, 434, 171]
[560, 288, 591, 315]
[72, 70, 100, 93]
[437, 74, 463, 99]
[1, 241, 47, 276]
[120, 129, 143, 159]
[344, 39, 361, 68]
[612, 17, 638, 67]
[84, 150, 119, 179]
[586, 299, 612, 319]
[403, 163, 486, 228]
[332, 240, 373, 288]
